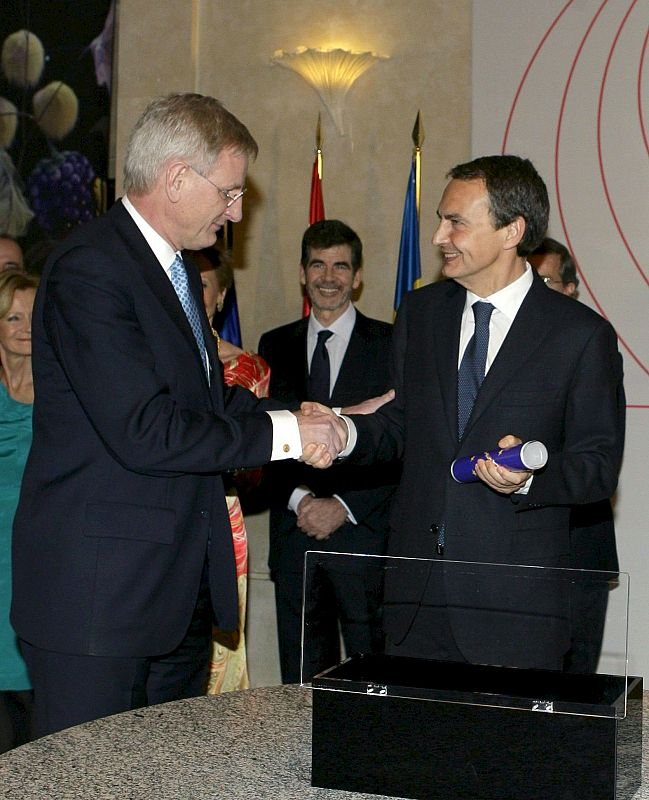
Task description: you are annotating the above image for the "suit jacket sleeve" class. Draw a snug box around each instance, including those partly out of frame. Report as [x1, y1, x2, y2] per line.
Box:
[520, 317, 625, 506]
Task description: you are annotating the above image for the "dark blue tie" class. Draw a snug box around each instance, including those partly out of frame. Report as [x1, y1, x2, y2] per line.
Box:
[457, 301, 494, 440]
[309, 330, 333, 404]
[169, 254, 209, 377]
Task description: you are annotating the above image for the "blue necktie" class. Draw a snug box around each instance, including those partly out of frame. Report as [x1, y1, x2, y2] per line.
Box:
[436, 302, 494, 554]
[308, 330, 333, 404]
[169, 254, 209, 377]
[457, 301, 494, 440]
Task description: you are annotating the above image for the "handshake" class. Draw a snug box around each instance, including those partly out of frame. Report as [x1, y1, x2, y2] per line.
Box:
[293, 389, 394, 469]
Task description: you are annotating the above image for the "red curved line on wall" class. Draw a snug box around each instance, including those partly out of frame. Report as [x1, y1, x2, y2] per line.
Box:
[501, 0, 576, 154]
[597, 0, 648, 289]
[554, 1, 649, 379]
[637, 25, 649, 159]
[554, 0, 608, 302]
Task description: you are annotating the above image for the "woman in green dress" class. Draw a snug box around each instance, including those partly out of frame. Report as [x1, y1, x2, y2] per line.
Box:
[0, 270, 38, 752]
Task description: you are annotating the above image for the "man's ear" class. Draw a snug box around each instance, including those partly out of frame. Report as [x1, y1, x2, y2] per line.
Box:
[299, 264, 307, 286]
[503, 216, 525, 251]
[166, 162, 188, 202]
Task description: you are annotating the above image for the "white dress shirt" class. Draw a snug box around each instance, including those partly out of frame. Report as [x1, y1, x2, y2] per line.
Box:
[122, 195, 301, 461]
[306, 304, 357, 395]
[458, 263, 533, 369]
[460, 264, 534, 491]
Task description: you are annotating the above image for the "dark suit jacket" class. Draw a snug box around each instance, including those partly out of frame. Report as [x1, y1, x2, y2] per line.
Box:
[12, 200, 280, 658]
[351, 275, 625, 666]
[258, 311, 399, 574]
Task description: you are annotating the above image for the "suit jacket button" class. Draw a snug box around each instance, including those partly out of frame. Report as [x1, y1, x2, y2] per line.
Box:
[430, 524, 439, 535]
[200, 510, 209, 519]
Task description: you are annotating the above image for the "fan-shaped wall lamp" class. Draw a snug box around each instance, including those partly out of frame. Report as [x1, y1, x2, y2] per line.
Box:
[272, 46, 388, 135]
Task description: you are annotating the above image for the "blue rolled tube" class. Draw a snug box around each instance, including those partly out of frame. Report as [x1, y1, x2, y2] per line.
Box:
[451, 441, 548, 483]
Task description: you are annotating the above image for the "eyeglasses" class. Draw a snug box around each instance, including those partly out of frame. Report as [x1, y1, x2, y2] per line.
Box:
[187, 165, 246, 207]
[541, 276, 564, 288]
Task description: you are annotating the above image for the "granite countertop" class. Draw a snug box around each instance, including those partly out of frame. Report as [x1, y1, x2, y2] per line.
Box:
[0, 684, 391, 800]
[0, 683, 646, 799]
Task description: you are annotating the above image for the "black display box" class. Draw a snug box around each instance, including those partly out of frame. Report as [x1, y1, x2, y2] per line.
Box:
[311, 654, 642, 800]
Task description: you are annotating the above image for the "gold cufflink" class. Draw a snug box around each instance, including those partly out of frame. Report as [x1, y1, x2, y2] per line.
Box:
[283, 443, 290, 453]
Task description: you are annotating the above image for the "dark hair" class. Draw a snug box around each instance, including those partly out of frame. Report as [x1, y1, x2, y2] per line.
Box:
[190, 244, 234, 291]
[531, 237, 579, 287]
[447, 155, 549, 257]
[300, 220, 362, 273]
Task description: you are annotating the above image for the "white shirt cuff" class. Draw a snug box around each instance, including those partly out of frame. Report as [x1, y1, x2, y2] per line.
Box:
[515, 474, 534, 495]
[333, 494, 357, 525]
[266, 410, 302, 461]
[336, 414, 357, 458]
[288, 486, 313, 514]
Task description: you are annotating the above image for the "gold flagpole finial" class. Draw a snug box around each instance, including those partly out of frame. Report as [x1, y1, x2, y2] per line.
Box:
[411, 111, 424, 151]
[411, 112, 423, 218]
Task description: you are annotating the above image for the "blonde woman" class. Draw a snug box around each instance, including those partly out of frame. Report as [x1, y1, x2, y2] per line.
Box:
[0, 271, 38, 750]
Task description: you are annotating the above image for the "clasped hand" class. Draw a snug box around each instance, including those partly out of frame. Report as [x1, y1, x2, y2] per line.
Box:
[297, 496, 347, 540]
[294, 405, 348, 468]
[294, 390, 394, 469]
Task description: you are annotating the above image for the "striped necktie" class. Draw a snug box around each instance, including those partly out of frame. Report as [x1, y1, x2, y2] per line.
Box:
[169, 254, 209, 377]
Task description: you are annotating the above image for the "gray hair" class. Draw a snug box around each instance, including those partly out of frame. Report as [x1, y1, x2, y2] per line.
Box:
[123, 93, 258, 195]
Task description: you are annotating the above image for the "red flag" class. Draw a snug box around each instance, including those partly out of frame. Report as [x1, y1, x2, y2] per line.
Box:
[309, 156, 325, 224]
[304, 151, 325, 316]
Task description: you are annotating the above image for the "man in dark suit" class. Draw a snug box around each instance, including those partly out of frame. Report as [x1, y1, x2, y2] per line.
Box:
[11, 93, 345, 737]
[258, 220, 399, 683]
[530, 236, 619, 672]
[343, 156, 625, 670]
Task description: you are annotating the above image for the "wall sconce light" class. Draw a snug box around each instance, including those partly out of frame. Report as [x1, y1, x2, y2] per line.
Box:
[272, 46, 387, 135]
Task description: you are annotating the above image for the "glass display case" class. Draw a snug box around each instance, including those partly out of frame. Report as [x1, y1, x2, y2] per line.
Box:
[304, 552, 640, 800]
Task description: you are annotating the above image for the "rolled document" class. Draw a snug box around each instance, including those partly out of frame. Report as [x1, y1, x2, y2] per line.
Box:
[451, 441, 548, 483]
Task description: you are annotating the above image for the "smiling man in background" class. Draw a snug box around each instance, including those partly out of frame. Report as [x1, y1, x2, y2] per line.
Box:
[259, 220, 398, 683]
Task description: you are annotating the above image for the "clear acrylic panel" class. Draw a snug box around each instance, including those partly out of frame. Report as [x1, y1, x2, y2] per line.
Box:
[301, 551, 631, 719]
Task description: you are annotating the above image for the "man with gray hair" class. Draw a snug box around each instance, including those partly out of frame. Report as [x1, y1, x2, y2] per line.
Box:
[12, 93, 344, 737]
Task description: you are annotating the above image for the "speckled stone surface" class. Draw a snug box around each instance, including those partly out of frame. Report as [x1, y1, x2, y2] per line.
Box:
[0, 684, 645, 799]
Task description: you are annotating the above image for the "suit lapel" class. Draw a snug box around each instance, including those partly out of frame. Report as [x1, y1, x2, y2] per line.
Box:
[111, 202, 214, 398]
[434, 282, 466, 442]
[331, 311, 367, 402]
[293, 318, 311, 399]
[463, 277, 553, 438]
[183, 252, 221, 396]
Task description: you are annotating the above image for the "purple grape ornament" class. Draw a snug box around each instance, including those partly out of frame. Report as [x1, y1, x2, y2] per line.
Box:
[26, 150, 96, 237]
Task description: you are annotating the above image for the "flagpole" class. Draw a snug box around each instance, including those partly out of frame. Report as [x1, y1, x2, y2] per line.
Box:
[393, 113, 424, 316]
[412, 111, 424, 219]
[304, 114, 326, 316]
[316, 112, 323, 181]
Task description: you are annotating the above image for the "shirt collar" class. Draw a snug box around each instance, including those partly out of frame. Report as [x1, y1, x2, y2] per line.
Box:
[308, 303, 356, 342]
[122, 195, 178, 274]
[464, 262, 533, 322]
